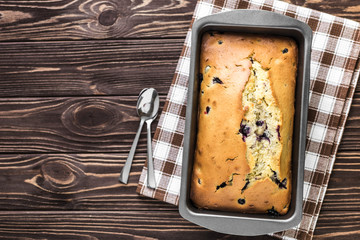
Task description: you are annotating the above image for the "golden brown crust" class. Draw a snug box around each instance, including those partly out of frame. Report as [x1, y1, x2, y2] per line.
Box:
[190, 32, 297, 215]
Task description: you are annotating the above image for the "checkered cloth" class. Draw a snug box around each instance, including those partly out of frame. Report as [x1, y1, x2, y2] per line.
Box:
[136, 0, 360, 239]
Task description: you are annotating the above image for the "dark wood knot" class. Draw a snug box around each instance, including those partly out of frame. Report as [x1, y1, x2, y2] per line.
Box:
[76, 105, 111, 128]
[62, 99, 121, 137]
[98, 10, 118, 26]
[40, 160, 83, 189]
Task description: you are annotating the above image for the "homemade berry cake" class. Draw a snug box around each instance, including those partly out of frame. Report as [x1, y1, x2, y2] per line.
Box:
[190, 32, 298, 215]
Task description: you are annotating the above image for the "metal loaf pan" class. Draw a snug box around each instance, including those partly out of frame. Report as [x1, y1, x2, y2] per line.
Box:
[179, 10, 312, 236]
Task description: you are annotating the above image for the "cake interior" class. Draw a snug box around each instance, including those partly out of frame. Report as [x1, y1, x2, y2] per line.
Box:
[240, 59, 286, 191]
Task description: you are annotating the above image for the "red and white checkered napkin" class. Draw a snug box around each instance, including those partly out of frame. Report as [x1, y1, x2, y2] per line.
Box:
[137, 0, 360, 239]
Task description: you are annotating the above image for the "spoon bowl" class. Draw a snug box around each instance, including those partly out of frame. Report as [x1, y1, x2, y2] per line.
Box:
[137, 88, 159, 119]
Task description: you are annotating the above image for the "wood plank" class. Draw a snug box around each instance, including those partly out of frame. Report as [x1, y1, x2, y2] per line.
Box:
[314, 211, 360, 239]
[0, 0, 196, 41]
[0, 94, 358, 154]
[0, 153, 175, 210]
[0, 148, 357, 239]
[0, 96, 166, 153]
[0, 150, 358, 211]
[338, 92, 360, 152]
[0, 39, 183, 97]
[321, 152, 360, 211]
[1, 0, 360, 41]
[0, 209, 357, 239]
[0, 211, 273, 240]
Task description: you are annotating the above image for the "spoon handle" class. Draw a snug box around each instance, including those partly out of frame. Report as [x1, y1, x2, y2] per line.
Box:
[119, 118, 145, 184]
[146, 120, 156, 189]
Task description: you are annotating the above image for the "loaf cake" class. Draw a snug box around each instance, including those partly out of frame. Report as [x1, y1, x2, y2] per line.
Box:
[190, 32, 297, 215]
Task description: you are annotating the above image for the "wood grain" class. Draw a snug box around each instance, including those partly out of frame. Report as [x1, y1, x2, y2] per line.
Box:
[1, 0, 360, 41]
[322, 152, 360, 211]
[0, 39, 183, 97]
[0, 0, 196, 41]
[1, 91, 358, 154]
[0, 211, 275, 240]
[0, 96, 165, 153]
[0, 210, 356, 239]
[338, 91, 360, 152]
[0, 153, 171, 210]
[0, 92, 360, 152]
[315, 211, 360, 239]
[0, 150, 358, 211]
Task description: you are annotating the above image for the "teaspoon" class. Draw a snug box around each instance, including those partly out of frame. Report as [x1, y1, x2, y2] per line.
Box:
[119, 88, 159, 189]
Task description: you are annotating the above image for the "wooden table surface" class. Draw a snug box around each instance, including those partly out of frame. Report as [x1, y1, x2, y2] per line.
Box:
[0, 0, 360, 239]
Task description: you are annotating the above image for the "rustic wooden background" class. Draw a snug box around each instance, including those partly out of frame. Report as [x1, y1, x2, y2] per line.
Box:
[0, 0, 360, 239]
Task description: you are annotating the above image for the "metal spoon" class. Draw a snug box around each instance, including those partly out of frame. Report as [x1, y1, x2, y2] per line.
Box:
[119, 88, 159, 189]
[144, 89, 159, 189]
[119, 88, 148, 184]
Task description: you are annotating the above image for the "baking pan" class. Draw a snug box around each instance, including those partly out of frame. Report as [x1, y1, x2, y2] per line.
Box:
[179, 10, 312, 236]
